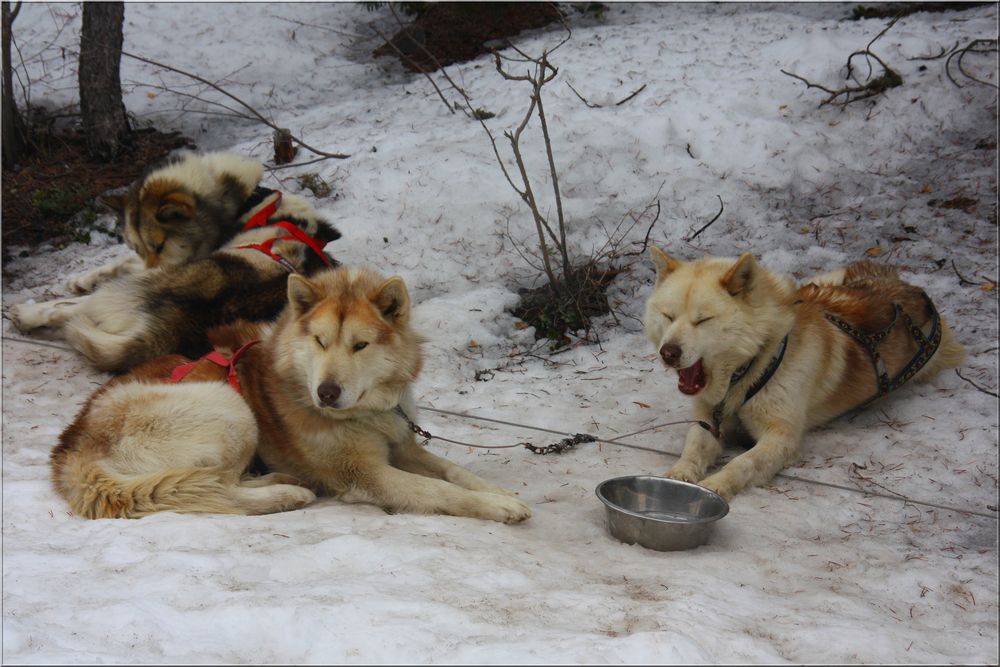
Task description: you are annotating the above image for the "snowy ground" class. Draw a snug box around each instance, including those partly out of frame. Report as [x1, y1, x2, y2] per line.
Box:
[2, 2, 998, 664]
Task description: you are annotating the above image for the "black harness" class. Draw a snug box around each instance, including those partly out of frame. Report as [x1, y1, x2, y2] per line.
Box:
[824, 290, 943, 411]
[709, 291, 943, 439]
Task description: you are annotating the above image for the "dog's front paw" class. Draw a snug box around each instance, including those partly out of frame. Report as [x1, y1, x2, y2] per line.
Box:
[664, 460, 703, 484]
[698, 473, 738, 501]
[66, 273, 100, 294]
[483, 494, 532, 524]
[8, 302, 43, 331]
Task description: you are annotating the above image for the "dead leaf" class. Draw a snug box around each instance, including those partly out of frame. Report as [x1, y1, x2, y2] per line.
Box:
[920, 185, 931, 194]
[633, 401, 651, 409]
[982, 281, 996, 293]
[513, 321, 529, 330]
[468, 340, 480, 349]
[865, 247, 883, 257]
[145, 92, 157, 99]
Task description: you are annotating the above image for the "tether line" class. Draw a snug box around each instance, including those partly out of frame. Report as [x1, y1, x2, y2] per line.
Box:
[419, 406, 998, 520]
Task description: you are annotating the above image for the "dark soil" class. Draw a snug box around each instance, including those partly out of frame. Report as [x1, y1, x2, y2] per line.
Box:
[373, 2, 563, 72]
[1, 127, 195, 251]
[512, 262, 621, 346]
[850, 2, 993, 19]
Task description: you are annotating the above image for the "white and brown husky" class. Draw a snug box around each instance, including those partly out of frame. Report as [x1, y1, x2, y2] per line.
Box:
[9, 152, 341, 372]
[51, 266, 532, 524]
[644, 248, 965, 500]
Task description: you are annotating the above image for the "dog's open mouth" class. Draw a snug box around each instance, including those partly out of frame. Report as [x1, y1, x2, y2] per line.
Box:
[678, 359, 706, 395]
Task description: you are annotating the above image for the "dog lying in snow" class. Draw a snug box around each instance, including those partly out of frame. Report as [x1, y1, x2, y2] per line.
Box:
[51, 266, 532, 524]
[9, 151, 341, 372]
[644, 248, 965, 500]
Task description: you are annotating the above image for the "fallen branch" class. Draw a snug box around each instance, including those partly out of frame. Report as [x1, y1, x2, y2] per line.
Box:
[945, 38, 998, 89]
[951, 259, 978, 286]
[686, 195, 724, 242]
[782, 18, 903, 108]
[955, 368, 998, 399]
[566, 81, 647, 108]
[120, 50, 350, 161]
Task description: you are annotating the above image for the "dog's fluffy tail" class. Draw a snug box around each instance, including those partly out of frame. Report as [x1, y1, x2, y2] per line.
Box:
[915, 318, 966, 382]
[51, 450, 249, 519]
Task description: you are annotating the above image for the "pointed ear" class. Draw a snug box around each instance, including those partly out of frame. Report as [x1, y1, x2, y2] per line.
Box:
[722, 252, 757, 297]
[649, 246, 681, 284]
[287, 274, 321, 317]
[373, 276, 410, 324]
[155, 191, 195, 224]
[96, 193, 126, 215]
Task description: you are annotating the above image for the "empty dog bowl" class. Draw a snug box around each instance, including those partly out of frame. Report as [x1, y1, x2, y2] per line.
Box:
[595, 475, 729, 551]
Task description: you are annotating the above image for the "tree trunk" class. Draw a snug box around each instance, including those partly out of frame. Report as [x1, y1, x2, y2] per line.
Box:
[79, 1, 131, 161]
[2, 0, 27, 169]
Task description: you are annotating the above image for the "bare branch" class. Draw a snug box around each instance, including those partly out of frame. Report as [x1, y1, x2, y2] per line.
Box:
[119, 49, 350, 161]
[686, 195, 725, 242]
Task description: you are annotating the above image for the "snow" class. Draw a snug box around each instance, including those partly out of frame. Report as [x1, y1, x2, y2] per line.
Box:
[3, 2, 998, 664]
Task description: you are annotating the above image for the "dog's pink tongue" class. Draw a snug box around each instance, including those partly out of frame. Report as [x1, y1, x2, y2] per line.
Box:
[678, 359, 706, 395]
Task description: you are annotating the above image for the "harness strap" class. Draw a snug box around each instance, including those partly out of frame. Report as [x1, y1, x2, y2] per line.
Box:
[825, 292, 941, 404]
[241, 191, 282, 231]
[710, 334, 790, 437]
[165, 340, 261, 393]
[238, 221, 331, 273]
[237, 186, 279, 224]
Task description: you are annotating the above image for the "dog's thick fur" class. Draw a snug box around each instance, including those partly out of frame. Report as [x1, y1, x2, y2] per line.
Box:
[51, 267, 532, 524]
[644, 248, 965, 500]
[9, 158, 340, 372]
[65, 150, 267, 294]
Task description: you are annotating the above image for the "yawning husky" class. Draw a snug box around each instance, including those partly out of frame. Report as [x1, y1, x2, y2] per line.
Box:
[644, 248, 965, 500]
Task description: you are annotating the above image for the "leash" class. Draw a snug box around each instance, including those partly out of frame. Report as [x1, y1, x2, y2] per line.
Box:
[164, 339, 261, 393]
[393, 405, 714, 455]
[237, 190, 332, 272]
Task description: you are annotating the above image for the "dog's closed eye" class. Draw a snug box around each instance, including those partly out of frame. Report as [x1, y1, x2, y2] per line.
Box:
[314, 336, 326, 349]
[661, 313, 674, 322]
[352, 341, 369, 352]
[694, 316, 715, 326]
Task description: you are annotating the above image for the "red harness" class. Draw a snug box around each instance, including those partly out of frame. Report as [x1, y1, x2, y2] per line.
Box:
[238, 192, 331, 272]
[165, 339, 261, 393]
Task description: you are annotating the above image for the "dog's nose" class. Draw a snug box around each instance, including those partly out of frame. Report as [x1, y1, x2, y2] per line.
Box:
[659, 343, 682, 367]
[317, 381, 342, 407]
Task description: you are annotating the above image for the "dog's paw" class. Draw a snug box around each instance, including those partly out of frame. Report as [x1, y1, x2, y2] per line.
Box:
[664, 460, 703, 484]
[66, 273, 100, 294]
[275, 485, 317, 511]
[483, 494, 532, 524]
[8, 302, 44, 331]
[698, 473, 738, 501]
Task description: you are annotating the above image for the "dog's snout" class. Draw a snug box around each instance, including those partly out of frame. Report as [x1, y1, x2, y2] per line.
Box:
[317, 381, 342, 407]
[660, 343, 682, 367]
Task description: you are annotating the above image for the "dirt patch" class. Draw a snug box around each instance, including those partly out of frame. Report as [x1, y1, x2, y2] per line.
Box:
[373, 2, 563, 72]
[850, 2, 993, 19]
[2, 128, 195, 252]
[512, 262, 620, 346]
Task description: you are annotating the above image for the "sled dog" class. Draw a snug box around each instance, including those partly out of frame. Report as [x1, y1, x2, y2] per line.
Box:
[75, 150, 270, 294]
[51, 266, 533, 524]
[644, 248, 965, 500]
[9, 161, 341, 372]
[10, 212, 339, 372]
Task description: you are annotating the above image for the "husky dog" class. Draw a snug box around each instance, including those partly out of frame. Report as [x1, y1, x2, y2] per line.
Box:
[67, 150, 269, 294]
[9, 207, 339, 372]
[51, 266, 532, 523]
[644, 248, 965, 500]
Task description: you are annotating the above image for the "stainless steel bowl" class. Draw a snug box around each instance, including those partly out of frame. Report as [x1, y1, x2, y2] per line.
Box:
[595, 475, 729, 551]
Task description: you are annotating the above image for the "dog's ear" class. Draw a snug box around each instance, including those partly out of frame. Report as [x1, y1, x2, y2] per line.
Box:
[287, 274, 321, 317]
[96, 193, 126, 215]
[649, 246, 680, 283]
[155, 191, 196, 224]
[722, 252, 757, 296]
[373, 276, 410, 325]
